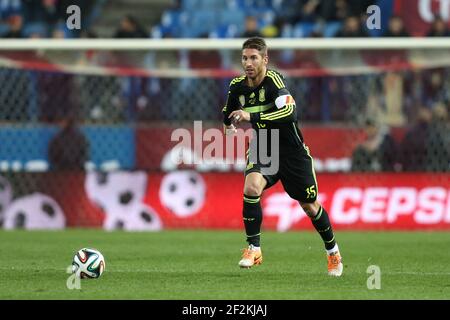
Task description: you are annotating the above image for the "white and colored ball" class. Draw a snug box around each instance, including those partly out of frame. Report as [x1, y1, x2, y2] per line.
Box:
[72, 248, 105, 279]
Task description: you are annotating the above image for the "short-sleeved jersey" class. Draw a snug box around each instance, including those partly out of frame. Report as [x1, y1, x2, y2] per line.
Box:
[222, 69, 304, 153]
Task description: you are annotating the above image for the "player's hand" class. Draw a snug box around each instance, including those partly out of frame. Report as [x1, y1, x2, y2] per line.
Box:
[223, 124, 237, 135]
[229, 110, 250, 123]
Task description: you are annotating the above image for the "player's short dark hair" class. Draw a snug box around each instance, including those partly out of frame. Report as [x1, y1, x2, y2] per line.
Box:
[242, 37, 267, 56]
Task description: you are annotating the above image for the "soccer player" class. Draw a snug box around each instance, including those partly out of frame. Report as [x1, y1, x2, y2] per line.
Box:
[222, 37, 343, 276]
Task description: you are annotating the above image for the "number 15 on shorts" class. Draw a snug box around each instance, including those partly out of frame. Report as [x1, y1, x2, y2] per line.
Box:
[306, 185, 316, 199]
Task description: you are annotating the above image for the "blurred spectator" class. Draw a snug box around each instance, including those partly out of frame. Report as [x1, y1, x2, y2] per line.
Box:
[38, 72, 80, 123]
[48, 118, 89, 171]
[2, 14, 24, 38]
[270, 0, 371, 26]
[346, 0, 375, 18]
[0, 0, 97, 38]
[300, 0, 321, 22]
[41, 0, 60, 29]
[422, 68, 447, 108]
[241, 16, 262, 38]
[383, 16, 410, 37]
[22, 0, 63, 36]
[382, 72, 406, 126]
[351, 119, 399, 172]
[0, 0, 21, 19]
[426, 104, 450, 171]
[114, 15, 148, 38]
[52, 23, 66, 38]
[426, 16, 450, 37]
[399, 108, 432, 171]
[80, 29, 98, 38]
[335, 16, 368, 37]
[321, 0, 351, 22]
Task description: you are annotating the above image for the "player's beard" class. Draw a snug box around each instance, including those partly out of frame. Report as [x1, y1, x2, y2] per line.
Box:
[247, 66, 264, 81]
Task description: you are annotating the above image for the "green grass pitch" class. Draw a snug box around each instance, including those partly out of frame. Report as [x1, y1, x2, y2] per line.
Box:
[0, 230, 449, 299]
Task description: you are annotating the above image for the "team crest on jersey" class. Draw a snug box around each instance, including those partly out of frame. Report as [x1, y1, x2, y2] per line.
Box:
[259, 88, 265, 102]
[249, 92, 256, 104]
[239, 95, 245, 106]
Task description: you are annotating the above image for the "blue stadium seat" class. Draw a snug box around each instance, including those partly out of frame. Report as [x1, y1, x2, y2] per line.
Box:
[226, 0, 271, 11]
[226, 0, 249, 10]
[198, 0, 226, 9]
[152, 24, 179, 38]
[323, 22, 342, 38]
[160, 10, 184, 37]
[0, 0, 21, 19]
[181, 0, 200, 11]
[183, 0, 227, 10]
[219, 10, 245, 29]
[258, 9, 275, 27]
[188, 10, 218, 37]
[293, 22, 315, 38]
[247, 0, 271, 9]
[161, 10, 179, 28]
[23, 22, 48, 38]
[151, 25, 163, 38]
[210, 24, 240, 38]
[280, 23, 294, 38]
[179, 26, 196, 38]
[209, 25, 227, 38]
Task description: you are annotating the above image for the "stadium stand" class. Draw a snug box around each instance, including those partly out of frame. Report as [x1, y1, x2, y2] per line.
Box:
[0, 0, 448, 173]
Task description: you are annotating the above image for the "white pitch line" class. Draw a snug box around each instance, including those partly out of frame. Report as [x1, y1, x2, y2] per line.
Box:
[106, 269, 450, 276]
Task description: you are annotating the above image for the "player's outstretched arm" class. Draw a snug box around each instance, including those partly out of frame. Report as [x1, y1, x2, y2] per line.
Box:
[223, 105, 240, 135]
[222, 82, 240, 127]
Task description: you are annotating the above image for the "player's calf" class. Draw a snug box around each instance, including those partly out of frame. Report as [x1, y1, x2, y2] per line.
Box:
[300, 201, 343, 276]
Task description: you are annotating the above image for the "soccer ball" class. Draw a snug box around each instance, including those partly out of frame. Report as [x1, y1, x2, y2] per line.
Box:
[72, 248, 105, 279]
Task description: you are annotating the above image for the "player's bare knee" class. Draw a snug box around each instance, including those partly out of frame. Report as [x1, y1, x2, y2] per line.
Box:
[244, 184, 263, 197]
[299, 201, 321, 218]
[244, 173, 266, 196]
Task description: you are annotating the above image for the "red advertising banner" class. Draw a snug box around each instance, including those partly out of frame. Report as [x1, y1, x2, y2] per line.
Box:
[144, 172, 450, 231]
[2, 172, 448, 231]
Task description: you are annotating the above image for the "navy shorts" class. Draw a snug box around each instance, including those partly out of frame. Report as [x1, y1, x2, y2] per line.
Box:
[245, 144, 318, 203]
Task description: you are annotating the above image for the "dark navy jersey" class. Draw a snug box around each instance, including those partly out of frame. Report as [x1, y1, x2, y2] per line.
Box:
[222, 69, 304, 152]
